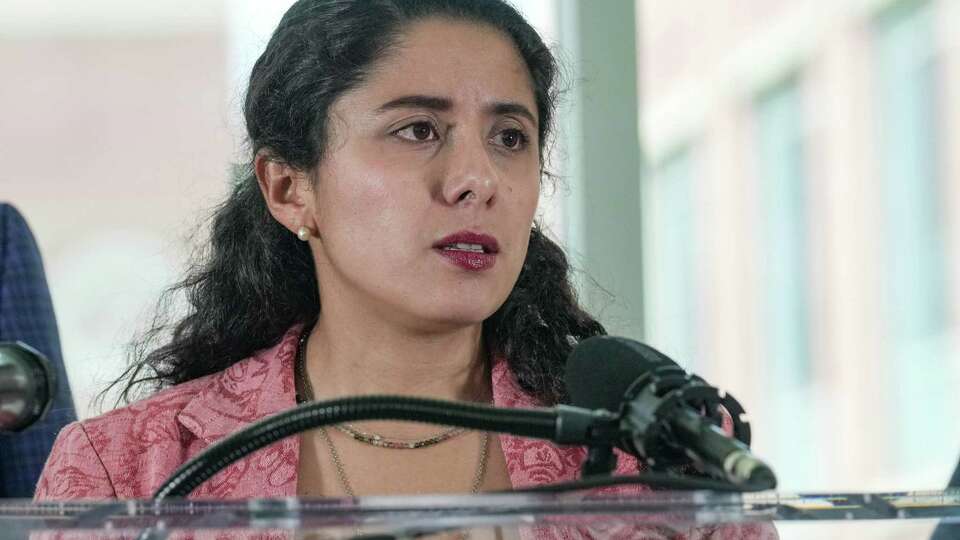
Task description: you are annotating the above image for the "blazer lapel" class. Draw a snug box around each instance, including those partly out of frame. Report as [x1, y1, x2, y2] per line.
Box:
[491, 357, 586, 488]
[175, 326, 303, 499]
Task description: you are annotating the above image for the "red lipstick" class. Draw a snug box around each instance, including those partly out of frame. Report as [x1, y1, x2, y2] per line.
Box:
[433, 231, 499, 271]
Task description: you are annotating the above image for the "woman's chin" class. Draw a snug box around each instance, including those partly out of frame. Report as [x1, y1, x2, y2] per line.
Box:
[404, 302, 501, 332]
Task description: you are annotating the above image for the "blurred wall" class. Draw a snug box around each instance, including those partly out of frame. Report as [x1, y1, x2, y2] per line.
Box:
[639, 0, 960, 491]
[1, 1, 232, 414]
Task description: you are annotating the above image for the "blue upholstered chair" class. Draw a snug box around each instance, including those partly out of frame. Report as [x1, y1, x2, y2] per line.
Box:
[931, 459, 960, 539]
[0, 203, 77, 498]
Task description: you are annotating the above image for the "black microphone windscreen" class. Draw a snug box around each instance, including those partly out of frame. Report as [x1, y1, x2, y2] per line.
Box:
[0, 342, 54, 432]
[565, 336, 678, 411]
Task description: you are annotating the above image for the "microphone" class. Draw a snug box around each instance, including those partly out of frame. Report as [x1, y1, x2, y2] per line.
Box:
[0, 342, 56, 432]
[565, 336, 776, 489]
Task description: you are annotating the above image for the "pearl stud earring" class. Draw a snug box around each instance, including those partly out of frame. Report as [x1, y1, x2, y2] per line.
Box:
[297, 226, 312, 242]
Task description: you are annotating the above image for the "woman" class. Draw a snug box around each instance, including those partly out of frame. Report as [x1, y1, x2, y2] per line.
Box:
[35, 1, 775, 537]
[36, 0, 602, 500]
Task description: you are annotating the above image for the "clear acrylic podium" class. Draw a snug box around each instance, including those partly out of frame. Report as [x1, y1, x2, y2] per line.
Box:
[2, 489, 958, 539]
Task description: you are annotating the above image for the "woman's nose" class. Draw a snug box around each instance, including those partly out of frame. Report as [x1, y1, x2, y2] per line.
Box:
[440, 138, 499, 207]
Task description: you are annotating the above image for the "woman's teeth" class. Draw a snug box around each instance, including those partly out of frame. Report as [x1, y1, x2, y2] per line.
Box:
[442, 243, 485, 253]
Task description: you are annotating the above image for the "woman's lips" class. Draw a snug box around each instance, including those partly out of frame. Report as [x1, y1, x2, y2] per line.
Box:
[432, 231, 499, 271]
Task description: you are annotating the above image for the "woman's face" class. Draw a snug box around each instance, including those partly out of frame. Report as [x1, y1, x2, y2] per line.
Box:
[309, 18, 541, 332]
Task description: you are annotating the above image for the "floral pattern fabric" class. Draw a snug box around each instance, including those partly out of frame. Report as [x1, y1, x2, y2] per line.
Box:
[35, 326, 775, 538]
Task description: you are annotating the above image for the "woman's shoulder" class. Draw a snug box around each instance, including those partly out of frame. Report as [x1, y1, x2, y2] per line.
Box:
[76, 371, 221, 452]
[34, 374, 220, 500]
[80, 325, 301, 443]
[36, 326, 302, 500]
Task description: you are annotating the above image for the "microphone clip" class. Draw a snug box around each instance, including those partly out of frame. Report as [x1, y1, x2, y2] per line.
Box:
[620, 364, 751, 472]
[552, 405, 623, 477]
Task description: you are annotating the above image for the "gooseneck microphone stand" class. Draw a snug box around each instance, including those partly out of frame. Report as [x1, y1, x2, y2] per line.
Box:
[153, 395, 774, 501]
[154, 395, 608, 499]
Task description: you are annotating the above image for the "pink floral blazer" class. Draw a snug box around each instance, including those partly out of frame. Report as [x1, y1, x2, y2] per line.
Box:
[35, 326, 775, 538]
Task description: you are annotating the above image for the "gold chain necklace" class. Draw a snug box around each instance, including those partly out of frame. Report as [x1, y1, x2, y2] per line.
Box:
[332, 422, 468, 449]
[295, 326, 469, 449]
[295, 324, 490, 496]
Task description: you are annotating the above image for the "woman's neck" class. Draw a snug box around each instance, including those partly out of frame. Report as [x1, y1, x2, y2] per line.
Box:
[303, 309, 491, 405]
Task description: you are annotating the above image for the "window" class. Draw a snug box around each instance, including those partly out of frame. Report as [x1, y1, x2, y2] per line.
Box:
[756, 78, 815, 487]
[642, 148, 700, 369]
[757, 79, 812, 387]
[875, 0, 950, 467]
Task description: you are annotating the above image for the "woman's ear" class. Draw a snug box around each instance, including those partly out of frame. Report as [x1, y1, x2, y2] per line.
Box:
[254, 151, 317, 237]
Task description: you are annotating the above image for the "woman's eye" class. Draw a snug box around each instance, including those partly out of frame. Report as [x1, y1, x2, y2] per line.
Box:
[494, 128, 529, 150]
[394, 122, 438, 142]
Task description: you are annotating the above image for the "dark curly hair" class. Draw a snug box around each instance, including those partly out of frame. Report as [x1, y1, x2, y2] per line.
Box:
[110, 0, 604, 407]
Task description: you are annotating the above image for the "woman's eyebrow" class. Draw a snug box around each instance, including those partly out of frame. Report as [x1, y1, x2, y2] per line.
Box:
[488, 102, 538, 128]
[377, 95, 452, 113]
[376, 95, 538, 127]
